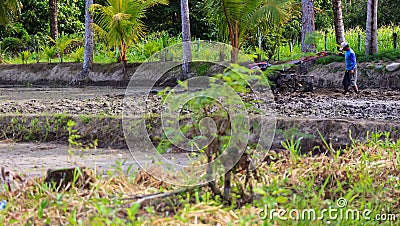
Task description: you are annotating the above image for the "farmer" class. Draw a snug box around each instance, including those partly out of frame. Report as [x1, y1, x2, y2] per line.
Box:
[339, 41, 359, 94]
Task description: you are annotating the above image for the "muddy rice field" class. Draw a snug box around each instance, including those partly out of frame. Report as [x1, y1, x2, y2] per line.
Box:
[0, 86, 398, 121]
[0, 86, 399, 181]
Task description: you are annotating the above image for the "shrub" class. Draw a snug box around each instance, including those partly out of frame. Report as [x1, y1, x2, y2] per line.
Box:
[71, 47, 84, 62]
[42, 46, 57, 63]
[20, 50, 31, 64]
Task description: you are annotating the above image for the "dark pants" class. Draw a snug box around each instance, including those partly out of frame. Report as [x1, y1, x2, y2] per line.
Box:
[342, 69, 357, 88]
[342, 71, 350, 88]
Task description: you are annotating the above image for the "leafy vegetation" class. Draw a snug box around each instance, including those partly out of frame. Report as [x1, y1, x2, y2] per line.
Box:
[279, 26, 400, 60]
[90, 0, 168, 63]
[51, 35, 79, 63]
[1, 0, 400, 64]
[1, 131, 398, 224]
[204, 0, 290, 62]
[19, 50, 30, 64]
[41, 45, 57, 63]
[156, 65, 268, 201]
[0, 0, 20, 26]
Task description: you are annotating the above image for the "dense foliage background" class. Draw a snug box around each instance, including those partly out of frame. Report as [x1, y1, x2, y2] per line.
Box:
[0, 0, 399, 61]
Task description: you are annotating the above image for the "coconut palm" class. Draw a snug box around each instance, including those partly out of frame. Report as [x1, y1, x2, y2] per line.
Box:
[91, 0, 168, 65]
[0, 0, 20, 25]
[83, 0, 94, 78]
[180, 0, 192, 76]
[365, 0, 378, 55]
[71, 0, 95, 84]
[332, 0, 345, 45]
[49, 0, 58, 42]
[205, 0, 290, 63]
[301, 0, 315, 53]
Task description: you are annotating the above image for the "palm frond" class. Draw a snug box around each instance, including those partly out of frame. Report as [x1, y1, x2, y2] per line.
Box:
[251, 0, 290, 27]
[91, 0, 167, 61]
[205, 0, 290, 44]
[204, 0, 229, 40]
[92, 23, 109, 44]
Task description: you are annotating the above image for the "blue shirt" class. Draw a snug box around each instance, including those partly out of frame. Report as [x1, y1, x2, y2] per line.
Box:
[345, 48, 357, 70]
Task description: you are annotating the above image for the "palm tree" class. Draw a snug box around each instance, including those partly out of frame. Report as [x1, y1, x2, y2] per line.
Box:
[332, 0, 345, 45]
[180, 0, 192, 76]
[49, 0, 58, 42]
[206, 0, 289, 63]
[91, 0, 168, 67]
[83, 0, 94, 78]
[301, 0, 315, 53]
[365, 0, 378, 55]
[71, 0, 95, 84]
[0, 0, 20, 25]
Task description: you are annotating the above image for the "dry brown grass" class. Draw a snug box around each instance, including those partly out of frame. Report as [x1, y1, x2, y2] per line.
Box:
[1, 142, 399, 225]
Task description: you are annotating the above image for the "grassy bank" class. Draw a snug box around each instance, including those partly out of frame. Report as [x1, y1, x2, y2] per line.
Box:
[0, 132, 398, 225]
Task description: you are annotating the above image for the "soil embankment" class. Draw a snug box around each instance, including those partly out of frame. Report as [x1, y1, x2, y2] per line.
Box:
[1, 61, 400, 88]
[310, 61, 400, 89]
[0, 62, 224, 87]
[0, 63, 136, 86]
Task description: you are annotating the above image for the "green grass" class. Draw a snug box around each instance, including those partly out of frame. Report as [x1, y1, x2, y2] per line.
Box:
[280, 26, 400, 59]
[0, 131, 398, 225]
[1, 31, 183, 64]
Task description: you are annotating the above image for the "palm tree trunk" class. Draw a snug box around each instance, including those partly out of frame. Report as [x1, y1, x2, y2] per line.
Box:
[365, 0, 378, 55]
[121, 41, 127, 72]
[181, 0, 192, 77]
[230, 22, 239, 63]
[301, 0, 315, 53]
[82, 0, 94, 78]
[70, 0, 93, 84]
[332, 0, 345, 45]
[49, 0, 58, 42]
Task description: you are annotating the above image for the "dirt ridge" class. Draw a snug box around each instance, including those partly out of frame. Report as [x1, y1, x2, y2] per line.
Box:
[1, 114, 398, 152]
[309, 61, 400, 89]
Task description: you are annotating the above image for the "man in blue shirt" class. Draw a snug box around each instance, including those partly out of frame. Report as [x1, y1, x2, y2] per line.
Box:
[339, 41, 359, 94]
